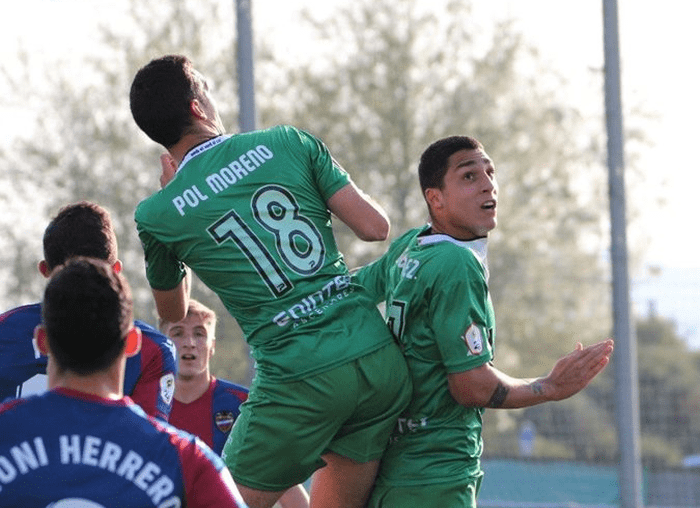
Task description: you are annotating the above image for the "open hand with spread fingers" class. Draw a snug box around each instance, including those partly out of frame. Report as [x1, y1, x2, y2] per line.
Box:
[543, 339, 615, 401]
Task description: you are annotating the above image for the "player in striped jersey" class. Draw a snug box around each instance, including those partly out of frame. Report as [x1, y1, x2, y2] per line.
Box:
[0, 257, 246, 507]
[161, 299, 249, 455]
[0, 202, 176, 420]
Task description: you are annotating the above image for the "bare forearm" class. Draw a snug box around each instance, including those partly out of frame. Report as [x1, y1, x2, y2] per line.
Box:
[449, 340, 614, 410]
[484, 378, 550, 409]
[152, 269, 191, 322]
[327, 183, 390, 241]
[449, 365, 548, 409]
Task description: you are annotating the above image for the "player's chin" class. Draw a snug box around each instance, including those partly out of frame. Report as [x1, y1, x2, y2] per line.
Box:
[477, 219, 497, 236]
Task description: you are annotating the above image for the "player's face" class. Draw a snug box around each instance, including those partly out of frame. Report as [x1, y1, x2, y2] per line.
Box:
[166, 314, 215, 380]
[427, 148, 498, 240]
[193, 70, 225, 135]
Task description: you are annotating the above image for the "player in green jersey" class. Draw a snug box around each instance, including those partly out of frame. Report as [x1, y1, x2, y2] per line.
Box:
[355, 135, 615, 508]
[129, 55, 411, 508]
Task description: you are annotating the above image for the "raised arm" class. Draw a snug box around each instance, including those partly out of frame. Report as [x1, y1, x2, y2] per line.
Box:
[327, 182, 390, 241]
[152, 268, 191, 323]
[448, 339, 614, 409]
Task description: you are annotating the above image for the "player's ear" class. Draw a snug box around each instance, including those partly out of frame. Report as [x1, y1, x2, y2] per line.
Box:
[34, 325, 50, 356]
[38, 260, 51, 278]
[124, 326, 142, 357]
[190, 99, 206, 120]
[424, 187, 443, 211]
[112, 260, 123, 274]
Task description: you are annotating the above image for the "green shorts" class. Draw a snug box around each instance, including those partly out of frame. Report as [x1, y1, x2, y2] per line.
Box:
[367, 473, 484, 508]
[222, 342, 411, 491]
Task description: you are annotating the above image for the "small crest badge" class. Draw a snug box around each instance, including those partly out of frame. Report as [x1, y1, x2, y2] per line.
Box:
[215, 410, 235, 434]
[462, 323, 483, 355]
[160, 373, 175, 405]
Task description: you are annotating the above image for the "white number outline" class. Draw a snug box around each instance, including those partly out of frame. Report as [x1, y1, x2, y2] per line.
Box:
[251, 185, 325, 275]
[207, 185, 325, 297]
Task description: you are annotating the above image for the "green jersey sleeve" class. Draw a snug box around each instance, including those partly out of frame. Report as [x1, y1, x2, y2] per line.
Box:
[353, 257, 390, 305]
[354, 227, 422, 305]
[283, 126, 351, 201]
[136, 226, 187, 291]
[430, 248, 494, 374]
[423, 245, 495, 373]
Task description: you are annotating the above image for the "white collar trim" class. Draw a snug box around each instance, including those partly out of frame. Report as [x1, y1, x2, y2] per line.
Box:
[416, 226, 489, 280]
[179, 135, 231, 170]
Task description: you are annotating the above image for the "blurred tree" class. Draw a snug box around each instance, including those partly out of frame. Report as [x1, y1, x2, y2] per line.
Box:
[635, 314, 700, 467]
[504, 313, 700, 467]
[0, 0, 251, 383]
[0, 0, 663, 412]
[0, 49, 53, 306]
[263, 0, 681, 462]
[268, 0, 611, 375]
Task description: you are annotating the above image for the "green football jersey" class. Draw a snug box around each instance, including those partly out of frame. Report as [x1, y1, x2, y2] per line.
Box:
[135, 125, 392, 381]
[355, 225, 496, 486]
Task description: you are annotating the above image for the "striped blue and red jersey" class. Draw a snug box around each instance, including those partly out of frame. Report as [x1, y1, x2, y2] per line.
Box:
[0, 303, 177, 420]
[168, 377, 249, 455]
[0, 388, 247, 507]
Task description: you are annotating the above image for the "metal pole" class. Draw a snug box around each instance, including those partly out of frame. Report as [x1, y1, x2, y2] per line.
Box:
[602, 1, 644, 506]
[236, 0, 256, 132]
[235, 0, 257, 385]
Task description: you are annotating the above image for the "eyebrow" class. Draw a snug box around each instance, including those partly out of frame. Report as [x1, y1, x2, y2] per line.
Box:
[456, 155, 492, 169]
[456, 159, 478, 168]
[455, 158, 482, 169]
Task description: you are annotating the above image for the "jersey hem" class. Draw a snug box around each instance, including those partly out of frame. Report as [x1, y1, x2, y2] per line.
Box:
[375, 468, 482, 488]
[253, 339, 392, 383]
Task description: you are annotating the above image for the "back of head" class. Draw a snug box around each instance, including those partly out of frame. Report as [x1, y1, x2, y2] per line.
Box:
[418, 136, 484, 192]
[130, 54, 201, 148]
[42, 201, 117, 271]
[42, 257, 133, 376]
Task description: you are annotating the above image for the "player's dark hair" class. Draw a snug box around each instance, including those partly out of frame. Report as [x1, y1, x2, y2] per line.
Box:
[42, 201, 118, 270]
[42, 257, 133, 376]
[130, 54, 204, 148]
[418, 136, 484, 192]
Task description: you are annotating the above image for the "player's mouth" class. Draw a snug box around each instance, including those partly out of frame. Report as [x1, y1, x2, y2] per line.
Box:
[482, 200, 497, 210]
[181, 354, 197, 361]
